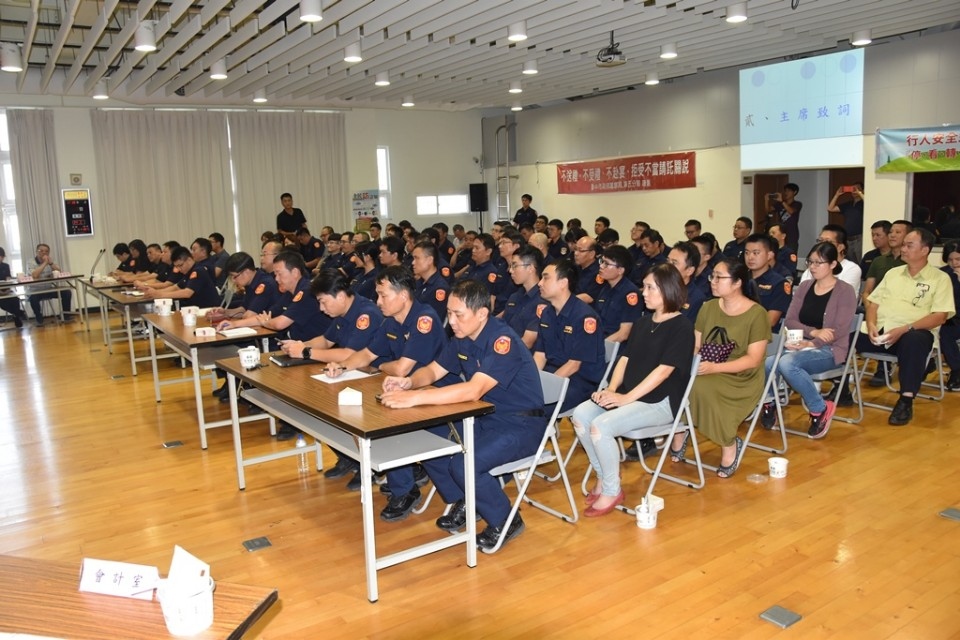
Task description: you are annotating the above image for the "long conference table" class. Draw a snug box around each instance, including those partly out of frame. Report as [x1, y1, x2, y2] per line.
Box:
[0, 555, 277, 639]
[218, 353, 494, 603]
[0, 273, 82, 325]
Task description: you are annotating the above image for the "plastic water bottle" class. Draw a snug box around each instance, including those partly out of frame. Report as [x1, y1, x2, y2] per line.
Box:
[295, 434, 309, 473]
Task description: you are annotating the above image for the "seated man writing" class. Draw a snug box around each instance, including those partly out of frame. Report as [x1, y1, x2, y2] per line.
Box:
[380, 280, 547, 552]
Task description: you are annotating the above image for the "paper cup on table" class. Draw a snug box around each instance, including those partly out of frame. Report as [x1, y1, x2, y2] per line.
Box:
[155, 299, 173, 316]
[156, 577, 215, 637]
[183, 311, 197, 327]
[768, 457, 788, 478]
[787, 329, 803, 344]
[238, 346, 260, 370]
[52, 270, 61, 278]
[180, 306, 200, 317]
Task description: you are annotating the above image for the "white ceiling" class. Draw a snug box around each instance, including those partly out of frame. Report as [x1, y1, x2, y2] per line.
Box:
[0, 0, 957, 111]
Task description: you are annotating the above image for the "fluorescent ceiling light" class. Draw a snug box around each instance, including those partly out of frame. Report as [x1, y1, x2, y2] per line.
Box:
[209, 59, 227, 80]
[508, 21, 527, 42]
[344, 42, 362, 63]
[725, 3, 748, 23]
[134, 20, 157, 52]
[851, 29, 872, 46]
[299, 0, 323, 22]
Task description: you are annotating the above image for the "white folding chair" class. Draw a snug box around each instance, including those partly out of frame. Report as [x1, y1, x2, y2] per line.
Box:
[735, 328, 789, 468]
[598, 355, 705, 517]
[856, 340, 945, 412]
[483, 370, 574, 553]
[793, 312, 865, 430]
[538, 339, 619, 484]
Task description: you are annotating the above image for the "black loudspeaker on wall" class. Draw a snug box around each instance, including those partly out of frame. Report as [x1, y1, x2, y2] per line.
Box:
[469, 183, 488, 212]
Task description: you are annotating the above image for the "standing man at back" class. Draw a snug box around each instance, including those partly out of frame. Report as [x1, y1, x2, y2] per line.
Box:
[277, 192, 307, 242]
[828, 183, 864, 263]
[513, 194, 537, 228]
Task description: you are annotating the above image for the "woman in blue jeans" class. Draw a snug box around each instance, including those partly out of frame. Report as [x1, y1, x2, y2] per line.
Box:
[570, 264, 694, 517]
[762, 242, 857, 438]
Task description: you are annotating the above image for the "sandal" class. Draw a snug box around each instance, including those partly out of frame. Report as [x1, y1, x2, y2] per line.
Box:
[669, 432, 690, 463]
[716, 436, 743, 478]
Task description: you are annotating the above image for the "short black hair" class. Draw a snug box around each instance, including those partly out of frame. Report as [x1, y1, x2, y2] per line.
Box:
[311, 269, 353, 297]
[684, 219, 702, 230]
[602, 245, 633, 270]
[412, 240, 439, 265]
[113, 242, 130, 256]
[192, 237, 213, 255]
[353, 241, 379, 265]
[452, 279, 493, 312]
[595, 216, 611, 228]
[274, 250, 307, 276]
[640, 228, 664, 245]
[209, 232, 225, 245]
[432, 222, 448, 233]
[870, 220, 892, 233]
[224, 251, 255, 274]
[820, 224, 848, 248]
[548, 218, 564, 230]
[550, 259, 578, 294]
[375, 265, 415, 295]
[910, 227, 937, 251]
[380, 236, 405, 260]
[670, 241, 700, 270]
[736, 216, 753, 230]
[280, 192, 292, 200]
[521, 193, 533, 201]
[783, 183, 799, 194]
[745, 233, 776, 253]
[514, 244, 544, 276]
[170, 246, 192, 264]
[597, 228, 620, 245]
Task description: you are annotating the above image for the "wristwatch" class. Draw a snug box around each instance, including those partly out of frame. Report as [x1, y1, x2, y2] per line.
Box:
[302, 346, 312, 360]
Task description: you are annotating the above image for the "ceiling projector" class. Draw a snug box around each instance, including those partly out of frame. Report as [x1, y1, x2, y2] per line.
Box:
[596, 31, 626, 67]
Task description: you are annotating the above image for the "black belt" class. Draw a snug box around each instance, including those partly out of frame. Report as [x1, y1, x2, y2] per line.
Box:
[511, 409, 545, 417]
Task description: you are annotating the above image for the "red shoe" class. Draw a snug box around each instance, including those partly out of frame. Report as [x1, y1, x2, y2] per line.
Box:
[584, 490, 625, 517]
[585, 489, 601, 507]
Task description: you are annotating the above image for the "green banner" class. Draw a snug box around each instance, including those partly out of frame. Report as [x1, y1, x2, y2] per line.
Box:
[876, 126, 960, 173]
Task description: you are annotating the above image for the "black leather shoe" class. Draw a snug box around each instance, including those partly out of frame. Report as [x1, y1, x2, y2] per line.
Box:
[381, 465, 430, 496]
[869, 366, 888, 387]
[323, 456, 358, 479]
[822, 386, 854, 407]
[275, 423, 299, 441]
[622, 442, 640, 461]
[380, 488, 422, 522]
[346, 471, 369, 492]
[477, 514, 525, 552]
[639, 438, 657, 457]
[212, 382, 229, 398]
[436, 499, 468, 532]
[888, 396, 913, 426]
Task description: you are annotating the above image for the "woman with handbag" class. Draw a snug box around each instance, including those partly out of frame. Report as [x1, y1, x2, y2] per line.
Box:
[571, 264, 695, 516]
[761, 241, 857, 439]
[681, 257, 770, 478]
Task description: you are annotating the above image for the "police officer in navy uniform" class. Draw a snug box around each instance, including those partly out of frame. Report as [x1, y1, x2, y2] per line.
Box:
[546, 219, 568, 262]
[501, 245, 545, 349]
[432, 222, 458, 266]
[572, 236, 603, 304]
[639, 229, 670, 268]
[535, 259, 606, 412]
[744, 233, 792, 332]
[141, 245, 220, 308]
[296, 228, 324, 271]
[723, 217, 752, 260]
[458, 233, 500, 305]
[326, 266, 455, 519]
[381, 279, 548, 552]
[593, 245, 644, 342]
[412, 240, 451, 320]
[768, 222, 798, 282]
[666, 242, 708, 322]
[349, 241, 380, 303]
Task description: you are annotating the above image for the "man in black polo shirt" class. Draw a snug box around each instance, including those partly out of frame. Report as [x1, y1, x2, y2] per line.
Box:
[277, 192, 307, 242]
[140, 246, 220, 308]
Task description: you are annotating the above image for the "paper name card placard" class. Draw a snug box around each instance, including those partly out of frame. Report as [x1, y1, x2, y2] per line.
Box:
[338, 387, 362, 405]
[194, 327, 216, 337]
[79, 558, 160, 600]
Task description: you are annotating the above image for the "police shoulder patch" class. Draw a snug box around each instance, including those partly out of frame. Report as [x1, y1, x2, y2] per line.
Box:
[488, 272, 497, 283]
[493, 336, 511, 354]
[293, 291, 304, 302]
[356, 314, 370, 330]
[536, 303, 547, 318]
[626, 292, 639, 306]
[436, 289, 446, 301]
[595, 274, 604, 285]
[255, 283, 265, 294]
[784, 281, 792, 295]
[189, 271, 198, 279]
[417, 315, 433, 334]
[584, 317, 597, 334]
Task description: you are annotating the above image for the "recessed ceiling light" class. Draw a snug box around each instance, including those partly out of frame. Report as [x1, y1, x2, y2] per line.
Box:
[725, 2, 748, 23]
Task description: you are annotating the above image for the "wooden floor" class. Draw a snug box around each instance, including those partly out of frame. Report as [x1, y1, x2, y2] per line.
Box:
[1, 315, 959, 639]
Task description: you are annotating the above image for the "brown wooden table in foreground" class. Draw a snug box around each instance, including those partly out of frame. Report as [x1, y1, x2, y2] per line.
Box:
[0, 555, 277, 640]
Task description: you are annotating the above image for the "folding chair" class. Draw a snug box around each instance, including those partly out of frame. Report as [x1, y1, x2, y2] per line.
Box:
[590, 355, 706, 517]
[792, 312, 865, 430]
[856, 340, 945, 412]
[538, 338, 619, 484]
[735, 327, 789, 468]
[483, 370, 575, 553]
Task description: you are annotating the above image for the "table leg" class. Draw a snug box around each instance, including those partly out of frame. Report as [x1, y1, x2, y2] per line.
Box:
[463, 416, 477, 568]
[149, 323, 161, 402]
[359, 437, 379, 602]
[125, 306, 137, 376]
[191, 346, 208, 450]
[229, 372, 247, 490]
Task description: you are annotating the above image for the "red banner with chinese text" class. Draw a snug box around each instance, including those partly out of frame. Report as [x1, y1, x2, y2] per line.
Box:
[557, 152, 696, 194]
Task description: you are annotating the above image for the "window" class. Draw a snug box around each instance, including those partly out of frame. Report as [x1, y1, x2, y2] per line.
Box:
[376, 146, 391, 218]
[0, 111, 21, 274]
[416, 194, 470, 216]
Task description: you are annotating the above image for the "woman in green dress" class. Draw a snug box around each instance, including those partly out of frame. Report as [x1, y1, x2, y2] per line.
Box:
[678, 257, 770, 478]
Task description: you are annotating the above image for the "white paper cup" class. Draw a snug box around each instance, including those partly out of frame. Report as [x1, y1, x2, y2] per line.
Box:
[183, 312, 197, 327]
[51, 270, 61, 278]
[156, 577, 215, 637]
[636, 505, 658, 529]
[155, 299, 173, 316]
[180, 306, 200, 317]
[768, 457, 789, 478]
[238, 346, 260, 370]
[787, 329, 803, 344]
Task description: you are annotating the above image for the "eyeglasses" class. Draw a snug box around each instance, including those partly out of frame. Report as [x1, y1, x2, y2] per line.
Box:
[707, 273, 733, 282]
[805, 259, 829, 267]
[259, 252, 277, 257]
[573, 247, 595, 254]
[599, 260, 621, 269]
[173, 261, 186, 270]
[508, 262, 530, 271]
